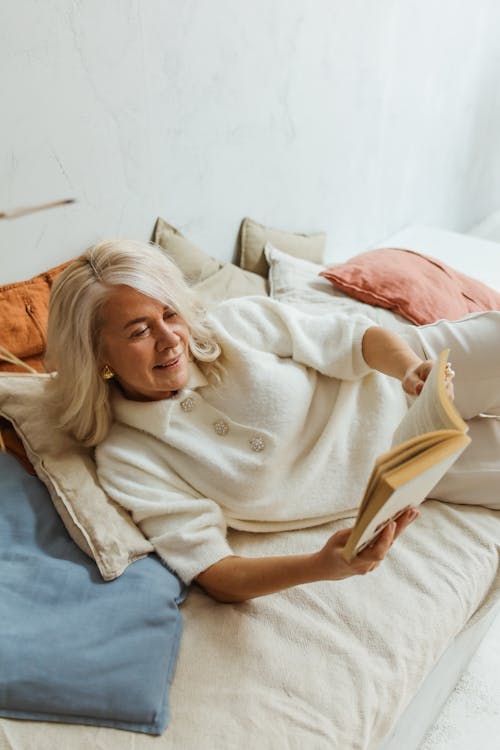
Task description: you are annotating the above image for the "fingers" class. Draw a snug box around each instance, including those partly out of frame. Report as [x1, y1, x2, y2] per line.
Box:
[325, 508, 419, 580]
[393, 507, 419, 539]
[357, 522, 396, 567]
[403, 360, 434, 396]
[355, 508, 419, 571]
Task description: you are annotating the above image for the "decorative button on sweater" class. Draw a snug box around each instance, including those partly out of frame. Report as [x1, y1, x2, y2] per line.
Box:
[249, 436, 265, 452]
[180, 397, 195, 412]
[213, 419, 229, 436]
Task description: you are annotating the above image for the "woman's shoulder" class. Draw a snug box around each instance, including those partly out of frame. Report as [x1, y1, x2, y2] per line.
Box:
[95, 419, 137, 461]
[208, 295, 287, 331]
[95, 414, 160, 466]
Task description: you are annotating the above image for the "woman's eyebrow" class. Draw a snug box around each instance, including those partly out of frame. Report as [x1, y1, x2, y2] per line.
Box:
[124, 316, 148, 329]
[123, 307, 171, 329]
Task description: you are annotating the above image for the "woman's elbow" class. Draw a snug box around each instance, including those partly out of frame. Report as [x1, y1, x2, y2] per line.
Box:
[195, 557, 249, 604]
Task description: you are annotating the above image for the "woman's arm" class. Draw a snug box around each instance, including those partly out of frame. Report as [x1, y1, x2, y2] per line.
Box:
[362, 326, 433, 395]
[196, 508, 418, 603]
[362, 326, 422, 380]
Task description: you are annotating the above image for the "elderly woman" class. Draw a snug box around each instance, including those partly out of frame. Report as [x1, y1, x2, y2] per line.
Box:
[45, 240, 500, 602]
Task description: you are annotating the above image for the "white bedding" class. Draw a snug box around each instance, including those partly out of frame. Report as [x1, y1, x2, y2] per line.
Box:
[2, 502, 499, 750]
[2, 224, 500, 750]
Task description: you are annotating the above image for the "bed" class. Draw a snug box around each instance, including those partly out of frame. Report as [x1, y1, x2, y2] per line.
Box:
[1, 220, 500, 750]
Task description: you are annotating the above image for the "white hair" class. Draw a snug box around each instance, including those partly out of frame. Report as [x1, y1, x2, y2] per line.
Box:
[45, 239, 223, 446]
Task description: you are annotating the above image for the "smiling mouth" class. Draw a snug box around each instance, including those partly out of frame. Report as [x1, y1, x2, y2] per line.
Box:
[154, 354, 182, 369]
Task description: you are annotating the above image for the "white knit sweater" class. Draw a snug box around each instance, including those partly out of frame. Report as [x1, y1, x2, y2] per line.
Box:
[95, 297, 409, 583]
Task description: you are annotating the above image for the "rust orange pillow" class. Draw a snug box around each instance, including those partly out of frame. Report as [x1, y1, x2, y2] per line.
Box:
[0, 260, 72, 373]
[0, 259, 73, 470]
[320, 247, 500, 325]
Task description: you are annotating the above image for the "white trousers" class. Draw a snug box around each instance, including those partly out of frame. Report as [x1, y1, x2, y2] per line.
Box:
[401, 311, 500, 510]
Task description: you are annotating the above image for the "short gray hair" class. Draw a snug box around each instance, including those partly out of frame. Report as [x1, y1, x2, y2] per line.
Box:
[45, 239, 222, 446]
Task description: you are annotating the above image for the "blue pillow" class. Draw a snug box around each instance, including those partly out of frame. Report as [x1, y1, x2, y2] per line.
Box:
[0, 450, 187, 735]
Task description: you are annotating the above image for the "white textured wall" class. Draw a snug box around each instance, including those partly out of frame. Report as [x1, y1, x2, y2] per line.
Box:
[1, 0, 500, 283]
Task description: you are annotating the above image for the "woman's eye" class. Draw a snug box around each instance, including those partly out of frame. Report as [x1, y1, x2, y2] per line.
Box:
[131, 327, 148, 338]
[164, 310, 177, 320]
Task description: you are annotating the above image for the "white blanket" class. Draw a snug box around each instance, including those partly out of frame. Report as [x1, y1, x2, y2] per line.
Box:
[2, 500, 499, 750]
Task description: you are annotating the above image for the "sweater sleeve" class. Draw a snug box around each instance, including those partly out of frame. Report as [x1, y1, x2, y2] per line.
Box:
[210, 296, 376, 380]
[95, 428, 234, 585]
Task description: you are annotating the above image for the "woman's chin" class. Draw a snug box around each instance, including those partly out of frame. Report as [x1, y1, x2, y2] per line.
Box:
[152, 358, 189, 393]
[119, 364, 189, 402]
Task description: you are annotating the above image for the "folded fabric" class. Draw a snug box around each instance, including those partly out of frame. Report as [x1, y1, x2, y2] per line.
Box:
[0, 450, 186, 735]
[320, 247, 500, 325]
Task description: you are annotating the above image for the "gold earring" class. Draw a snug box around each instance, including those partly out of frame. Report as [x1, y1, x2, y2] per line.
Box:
[102, 364, 114, 380]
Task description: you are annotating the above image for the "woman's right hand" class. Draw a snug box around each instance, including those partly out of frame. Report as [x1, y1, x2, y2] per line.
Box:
[315, 507, 419, 580]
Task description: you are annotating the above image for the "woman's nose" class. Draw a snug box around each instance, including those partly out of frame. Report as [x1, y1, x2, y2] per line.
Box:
[155, 324, 179, 350]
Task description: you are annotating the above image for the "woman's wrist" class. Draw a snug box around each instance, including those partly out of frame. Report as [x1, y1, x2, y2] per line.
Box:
[362, 327, 422, 381]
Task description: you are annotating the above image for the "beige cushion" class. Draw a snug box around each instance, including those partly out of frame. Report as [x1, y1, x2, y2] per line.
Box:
[0, 373, 153, 581]
[239, 216, 326, 277]
[151, 215, 267, 305]
[151, 216, 223, 283]
[194, 263, 267, 308]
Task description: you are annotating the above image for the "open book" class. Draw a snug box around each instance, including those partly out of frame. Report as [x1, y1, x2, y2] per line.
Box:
[342, 349, 470, 562]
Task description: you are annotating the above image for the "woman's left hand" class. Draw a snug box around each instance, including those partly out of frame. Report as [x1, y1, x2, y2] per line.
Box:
[402, 359, 454, 400]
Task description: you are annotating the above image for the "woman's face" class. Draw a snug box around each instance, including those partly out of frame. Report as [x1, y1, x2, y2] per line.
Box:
[99, 285, 191, 401]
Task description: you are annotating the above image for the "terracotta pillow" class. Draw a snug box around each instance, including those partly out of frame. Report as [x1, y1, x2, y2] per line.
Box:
[320, 248, 500, 325]
[0, 259, 72, 373]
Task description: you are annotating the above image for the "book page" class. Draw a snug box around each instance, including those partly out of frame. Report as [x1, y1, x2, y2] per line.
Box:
[347, 441, 469, 557]
[391, 349, 467, 447]
[359, 430, 458, 516]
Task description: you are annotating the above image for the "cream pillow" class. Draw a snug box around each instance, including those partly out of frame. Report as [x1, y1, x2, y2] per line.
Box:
[240, 217, 326, 277]
[265, 242, 332, 299]
[0, 373, 153, 581]
[265, 243, 410, 331]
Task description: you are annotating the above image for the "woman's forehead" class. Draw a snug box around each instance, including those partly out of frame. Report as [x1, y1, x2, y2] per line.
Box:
[102, 285, 168, 324]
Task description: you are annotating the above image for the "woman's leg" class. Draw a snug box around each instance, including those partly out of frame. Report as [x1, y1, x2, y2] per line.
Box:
[430, 415, 500, 508]
[401, 311, 500, 510]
